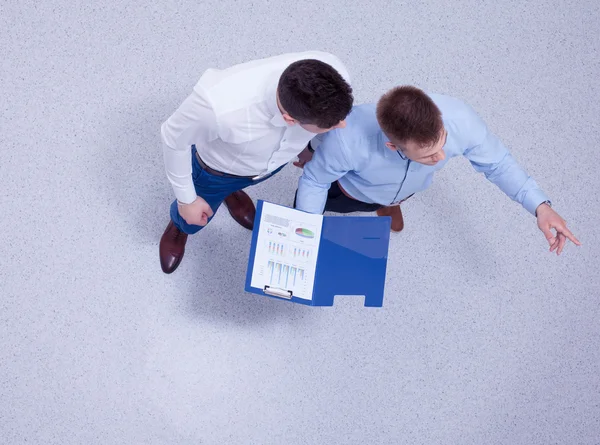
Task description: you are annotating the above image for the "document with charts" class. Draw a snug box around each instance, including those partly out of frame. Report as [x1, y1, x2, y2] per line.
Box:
[249, 202, 323, 300]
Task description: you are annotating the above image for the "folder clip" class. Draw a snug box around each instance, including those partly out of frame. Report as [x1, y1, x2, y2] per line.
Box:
[263, 285, 293, 299]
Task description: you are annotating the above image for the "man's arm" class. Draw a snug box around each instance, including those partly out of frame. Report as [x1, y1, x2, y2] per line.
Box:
[161, 88, 219, 225]
[296, 131, 351, 214]
[161, 89, 218, 203]
[462, 106, 580, 254]
[462, 122, 548, 215]
[293, 140, 315, 169]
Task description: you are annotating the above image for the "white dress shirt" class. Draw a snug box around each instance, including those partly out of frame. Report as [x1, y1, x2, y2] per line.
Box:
[161, 51, 351, 204]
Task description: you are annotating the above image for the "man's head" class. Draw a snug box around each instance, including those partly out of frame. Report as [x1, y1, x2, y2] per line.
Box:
[376, 86, 447, 166]
[277, 59, 353, 134]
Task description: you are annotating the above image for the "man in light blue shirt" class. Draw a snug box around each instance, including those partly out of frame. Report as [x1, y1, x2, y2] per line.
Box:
[295, 86, 580, 255]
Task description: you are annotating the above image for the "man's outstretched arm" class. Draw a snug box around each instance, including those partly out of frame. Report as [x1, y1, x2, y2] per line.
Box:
[462, 107, 581, 254]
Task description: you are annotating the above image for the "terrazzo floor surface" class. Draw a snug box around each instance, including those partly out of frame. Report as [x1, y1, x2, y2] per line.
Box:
[1, 1, 600, 444]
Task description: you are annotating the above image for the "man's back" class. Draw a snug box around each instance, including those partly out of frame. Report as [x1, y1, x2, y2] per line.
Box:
[195, 51, 350, 137]
[162, 51, 351, 178]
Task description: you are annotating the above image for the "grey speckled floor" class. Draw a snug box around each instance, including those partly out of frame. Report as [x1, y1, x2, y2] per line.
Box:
[1, 1, 599, 444]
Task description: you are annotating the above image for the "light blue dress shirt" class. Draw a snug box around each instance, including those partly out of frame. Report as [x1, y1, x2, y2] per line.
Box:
[296, 94, 549, 215]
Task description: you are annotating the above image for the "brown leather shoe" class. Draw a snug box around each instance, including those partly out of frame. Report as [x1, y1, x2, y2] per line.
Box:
[376, 205, 404, 232]
[159, 221, 189, 274]
[224, 190, 255, 230]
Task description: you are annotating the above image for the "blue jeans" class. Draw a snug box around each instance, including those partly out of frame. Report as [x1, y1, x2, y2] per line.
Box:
[170, 146, 285, 234]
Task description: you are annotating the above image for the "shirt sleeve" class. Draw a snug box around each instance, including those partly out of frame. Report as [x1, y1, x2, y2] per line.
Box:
[296, 131, 352, 214]
[161, 88, 219, 204]
[461, 106, 550, 216]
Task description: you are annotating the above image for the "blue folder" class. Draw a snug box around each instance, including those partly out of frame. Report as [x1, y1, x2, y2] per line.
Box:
[245, 200, 392, 307]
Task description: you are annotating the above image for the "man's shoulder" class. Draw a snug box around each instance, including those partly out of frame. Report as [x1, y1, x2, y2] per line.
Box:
[192, 51, 349, 120]
[248, 50, 350, 83]
[428, 93, 487, 147]
[197, 51, 347, 94]
[429, 93, 474, 119]
[193, 57, 280, 113]
[429, 93, 484, 129]
[341, 103, 380, 139]
[295, 51, 350, 82]
[321, 104, 379, 150]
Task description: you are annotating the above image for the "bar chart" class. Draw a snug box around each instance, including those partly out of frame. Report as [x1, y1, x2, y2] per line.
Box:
[291, 247, 311, 259]
[267, 260, 305, 289]
[267, 241, 286, 257]
[266, 241, 312, 261]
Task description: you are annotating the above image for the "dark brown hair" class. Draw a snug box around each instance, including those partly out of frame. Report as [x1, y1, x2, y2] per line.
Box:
[278, 59, 353, 128]
[376, 86, 443, 146]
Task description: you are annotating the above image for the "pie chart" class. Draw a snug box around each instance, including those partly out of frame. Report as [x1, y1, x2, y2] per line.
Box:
[295, 228, 315, 239]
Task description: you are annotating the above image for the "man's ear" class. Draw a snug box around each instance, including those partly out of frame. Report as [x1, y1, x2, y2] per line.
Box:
[282, 113, 297, 126]
[385, 141, 396, 151]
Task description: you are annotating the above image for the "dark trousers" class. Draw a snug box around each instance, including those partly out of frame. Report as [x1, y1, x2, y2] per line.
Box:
[294, 181, 383, 214]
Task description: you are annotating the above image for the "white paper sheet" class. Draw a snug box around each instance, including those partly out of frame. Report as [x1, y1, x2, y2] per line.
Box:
[250, 202, 323, 300]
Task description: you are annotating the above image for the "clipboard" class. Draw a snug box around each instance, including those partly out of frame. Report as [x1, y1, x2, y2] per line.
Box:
[245, 200, 391, 307]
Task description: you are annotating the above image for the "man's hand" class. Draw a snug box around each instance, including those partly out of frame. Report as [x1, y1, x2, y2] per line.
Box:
[178, 197, 214, 227]
[536, 203, 581, 255]
[293, 146, 314, 168]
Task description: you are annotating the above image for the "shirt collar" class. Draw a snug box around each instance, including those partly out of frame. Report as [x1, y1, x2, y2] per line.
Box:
[266, 74, 288, 128]
[380, 131, 418, 166]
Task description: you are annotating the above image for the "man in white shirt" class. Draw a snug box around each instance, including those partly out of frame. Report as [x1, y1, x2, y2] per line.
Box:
[160, 51, 353, 273]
